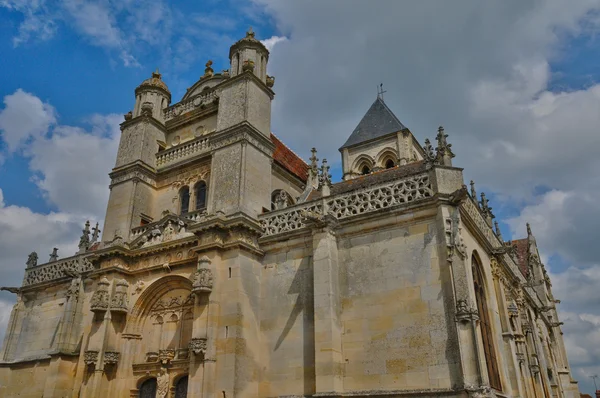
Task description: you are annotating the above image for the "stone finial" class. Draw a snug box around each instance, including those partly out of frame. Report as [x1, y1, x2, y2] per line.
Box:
[204, 60, 214, 78]
[469, 180, 477, 200]
[90, 222, 101, 244]
[49, 248, 59, 262]
[527, 223, 532, 237]
[124, 111, 132, 121]
[310, 148, 319, 175]
[435, 126, 455, 166]
[78, 221, 91, 253]
[246, 26, 255, 38]
[423, 138, 436, 168]
[26, 252, 38, 268]
[480, 193, 494, 226]
[318, 158, 332, 196]
[153, 68, 161, 79]
[494, 221, 504, 242]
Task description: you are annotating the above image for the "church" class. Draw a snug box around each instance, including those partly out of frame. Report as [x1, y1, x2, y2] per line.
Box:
[0, 29, 581, 398]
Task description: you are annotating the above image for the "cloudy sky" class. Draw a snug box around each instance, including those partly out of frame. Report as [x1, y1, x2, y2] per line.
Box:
[1, 0, 599, 392]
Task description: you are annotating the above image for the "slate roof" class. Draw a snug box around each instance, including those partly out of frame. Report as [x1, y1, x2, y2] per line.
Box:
[340, 97, 408, 149]
[271, 133, 309, 182]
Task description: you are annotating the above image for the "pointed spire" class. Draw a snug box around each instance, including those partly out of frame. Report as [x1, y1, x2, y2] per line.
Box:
[480, 193, 494, 226]
[49, 248, 59, 262]
[423, 138, 436, 168]
[470, 180, 477, 200]
[435, 126, 455, 166]
[494, 221, 504, 242]
[318, 158, 332, 196]
[91, 222, 101, 244]
[78, 221, 91, 253]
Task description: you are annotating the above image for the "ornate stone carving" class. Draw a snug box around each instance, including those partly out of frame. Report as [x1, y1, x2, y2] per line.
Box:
[261, 202, 323, 237]
[26, 252, 38, 268]
[66, 278, 80, 300]
[124, 111, 132, 121]
[423, 138, 436, 168]
[158, 349, 176, 365]
[90, 277, 110, 313]
[141, 102, 153, 116]
[242, 59, 255, 72]
[435, 126, 455, 166]
[189, 337, 207, 356]
[465, 384, 495, 398]
[455, 299, 479, 323]
[104, 351, 120, 365]
[203, 60, 214, 77]
[84, 350, 98, 366]
[111, 279, 129, 314]
[191, 255, 213, 295]
[131, 217, 194, 249]
[146, 351, 159, 362]
[23, 255, 95, 286]
[266, 75, 275, 88]
[516, 352, 525, 364]
[151, 294, 194, 313]
[318, 158, 332, 196]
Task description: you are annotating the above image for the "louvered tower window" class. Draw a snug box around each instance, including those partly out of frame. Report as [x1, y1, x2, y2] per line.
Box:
[472, 255, 502, 390]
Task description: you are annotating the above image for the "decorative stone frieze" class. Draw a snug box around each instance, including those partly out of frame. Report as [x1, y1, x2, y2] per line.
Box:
[104, 351, 120, 365]
[84, 350, 99, 366]
[189, 337, 207, 356]
[90, 277, 110, 313]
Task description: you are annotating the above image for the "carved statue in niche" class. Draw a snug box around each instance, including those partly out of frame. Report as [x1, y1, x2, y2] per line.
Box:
[156, 367, 170, 398]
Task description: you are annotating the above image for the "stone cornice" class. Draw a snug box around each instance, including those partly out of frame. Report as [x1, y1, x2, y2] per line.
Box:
[120, 113, 168, 134]
[109, 161, 157, 188]
[210, 121, 275, 157]
[217, 70, 275, 99]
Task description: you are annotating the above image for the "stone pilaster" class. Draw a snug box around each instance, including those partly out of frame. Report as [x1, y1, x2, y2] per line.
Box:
[310, 216, 343, 395]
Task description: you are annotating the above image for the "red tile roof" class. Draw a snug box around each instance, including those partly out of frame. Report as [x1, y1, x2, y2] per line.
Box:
[511, 238, 529, 278]
[271, 133, 308, 182]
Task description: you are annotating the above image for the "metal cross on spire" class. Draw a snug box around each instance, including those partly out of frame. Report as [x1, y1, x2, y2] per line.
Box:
[377, 83, 387, 100]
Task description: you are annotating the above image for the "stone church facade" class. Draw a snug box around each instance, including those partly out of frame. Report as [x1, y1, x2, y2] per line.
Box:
[0, 30, 580, 398]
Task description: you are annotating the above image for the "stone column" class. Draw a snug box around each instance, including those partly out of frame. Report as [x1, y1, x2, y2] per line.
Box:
[309, 215, 343, 394]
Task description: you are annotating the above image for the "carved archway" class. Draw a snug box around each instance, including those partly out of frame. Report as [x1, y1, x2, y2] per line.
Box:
[352, 155, 374, 175]
[375, 148, 398, 169]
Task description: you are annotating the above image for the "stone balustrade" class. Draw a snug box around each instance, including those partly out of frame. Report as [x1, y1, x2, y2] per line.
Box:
[22, 254, 95, 287]
[155, 137, 210, 169]
[163, 91, 218, 121]
[259, 173, 434, 237]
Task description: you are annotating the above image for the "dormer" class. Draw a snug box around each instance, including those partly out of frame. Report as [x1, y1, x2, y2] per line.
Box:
[340, 96, 424, 180]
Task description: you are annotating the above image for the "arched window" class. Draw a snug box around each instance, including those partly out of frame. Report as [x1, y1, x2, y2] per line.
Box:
[139, 378, 157, 398]
[180, 187, 190, 215]
[194, 181, 207, 210]
[472, 254, 502, 390]
[175, 375, 189, 398]
[361, 165, 371, 175]
[385, 159, 395, 169]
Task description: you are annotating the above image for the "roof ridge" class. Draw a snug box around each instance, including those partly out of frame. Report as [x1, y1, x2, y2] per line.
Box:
[270, 132, 309, 166]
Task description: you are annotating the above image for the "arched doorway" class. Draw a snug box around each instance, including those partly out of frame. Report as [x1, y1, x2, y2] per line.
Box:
[139, 378, 157, 398]
[175, 375, 188, 398]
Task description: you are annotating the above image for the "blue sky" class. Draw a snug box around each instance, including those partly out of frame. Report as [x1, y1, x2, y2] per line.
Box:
[1, 0, 600, 394]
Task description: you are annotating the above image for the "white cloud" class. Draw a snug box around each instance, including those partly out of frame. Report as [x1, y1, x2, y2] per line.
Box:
[261, 35, 287, 52]
[0, 89, 56, 152]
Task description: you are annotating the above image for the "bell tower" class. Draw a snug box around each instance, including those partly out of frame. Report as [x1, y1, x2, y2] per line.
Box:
[209, 28, 275, 216]
[102, 72, 170, 241]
